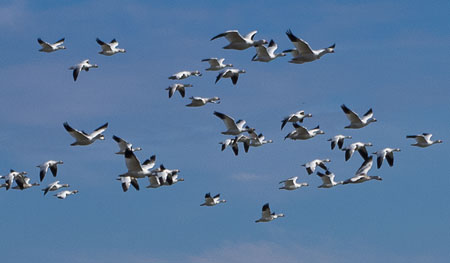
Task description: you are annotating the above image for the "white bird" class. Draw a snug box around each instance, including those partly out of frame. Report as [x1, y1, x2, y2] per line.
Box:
[119, 149, 155, 178]
[117, 176, 139, 192]
[201, 58, 233, 71]
[252, 39, 286, 62]
[168, 71, 201, 80]
[186, 96, 220, 107]
[302, 159, 331, 175]
[215, 69, 246, 85]
[372, 148, 401, 168]
[210, 30, 267, 50]
[281, 110, 312, 130]
[284, 29, 335, 64]
[63, 122, 108, 146]
[255, 203, 284, 223]
[284, 123, 324, 140]
[343, 142, 373, 161]
[13, 175, 39, 190]
[406, 134, 443, 148]
[244, 133, 273, 153]
[213, 111, 253, 135]
[5, 170, 27, 190]
[37, 38, 66, 52]
[219, 138, 239, 156]
[147, 165, 182, 188]
[341, 104, 377, 129]
[166, 84, 193, 98]
[42, 181, 70, 196]
[317, 170, 343, 188]
[165, 171, 184, 186]
[37, 160, 63, 182]
[69, 59, 98, 81]
[96, 38, 125, 56]
[54, 190, 78, 199]
[343, 156, 382, 184]
[279, 176, 308, 190]
[112, 135, 142, 154]
[328, 135, 352, 150]
[200, 193, 226, 206]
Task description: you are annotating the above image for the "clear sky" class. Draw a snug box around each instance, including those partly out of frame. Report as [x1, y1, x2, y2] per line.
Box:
[1, 0, 449, 262]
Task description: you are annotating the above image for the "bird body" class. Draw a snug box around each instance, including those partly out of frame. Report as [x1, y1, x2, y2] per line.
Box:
[200, 193, 226, 206]
[255, 203, 284, 223]
[37, 38, 65, 52]
[201, 58, 233, 71]
[213, 111, 253, 135]
[372, 148, 400, 168]
[168, 71, 201, 80]
[211, 30, 267, 50]
[406, 134, 443, 148]
[42, 181, 69, 195]
[284, 30, 335, 64]
[166, 84, 193, 98]
[215, 69, 246, 85]
[37, 160, 63, 182]
[343, 157, 382, 184]
[341, 104, 377, 129]
[63, 122, 108, 146]
[279, 176, 308, 190]
[302, 159, 331, 175]
[112, 135, 142, 155]
[69, 59, 98, 81]
[96, 38, 125, 56]
[281, 110, 312, 130]
[317, 170, 343, 188]
[54, 190, 78, 199]
[328, 135, 352, 150]
[252, 39, 286, 62]
[285, 124, 324, 140]
[343, 142, 373, 161]
[186, 96, 220, 107]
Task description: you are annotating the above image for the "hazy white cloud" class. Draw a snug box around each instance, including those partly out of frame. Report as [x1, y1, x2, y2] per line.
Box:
[0, 0, 27, 30]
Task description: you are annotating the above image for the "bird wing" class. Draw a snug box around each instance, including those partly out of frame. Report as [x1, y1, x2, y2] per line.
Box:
[37, 38, 52, 49]
[341, 104, 361, 123]
[89, 123, 108, 138]
[54, 38, 65, 46]
[355, 157, 373, 175]
[244, 30, 258, 41]
[110, 39, 119, 48]
[113, 135, 130, 152]
[202, 58, 220, 67]
[266, 39, 278, 55]
[255, 44, 270, 58]
[386, 151, 394, 167]
[63, 122, 89, 141]
[262, 203, 271, 218]
[142, 155, 156, 170]
[317, 171, 333, 185]
[211, 30, 245, 43]
[293, 124, 309, 135]
[124, 149, 143, 172]
[39, 163, 50, 182]
[285, 30, 314, 55]
[96, 38, 112, 52]
[231, 74, 239, 85]
[72, 64, 82, 81]
[120, 176, 131, 192]
[214, 111, 238, 130]
[361, 108, 374, 122]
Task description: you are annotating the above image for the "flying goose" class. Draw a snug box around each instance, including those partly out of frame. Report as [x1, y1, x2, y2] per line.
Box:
[213, 111, 253, 135]
[215, 69, 246, 85]
[37, 38, 66, 52]
[219, 138, 240, 156]
[252, 39, 286, 62]
[284, 29, 335, 64]
[279, 176, 308, 190]
[63, 122, 108, 146]
[54, 190, 78, 199]
[168, 71, 202, 80]
[147, 165, 182, 188]
[341, 104, 377, 129]
[165, 171, 184, 186]
[13, 175, 39, 190]
[317, 170, 343, 188]
[201, 58, 233, 71]
[186, 96, 220, 107]
[342, 142, 373, 161]
[281, 110, 312, 130]
[112, 135, 142, 154]
[166, 84, 193, 98]
[244, 133, 273, 152]
[5, 170, 27, 190]
[69, 59, 98, 81]
[343, 156, 382, 184]
[117, 176, 139, 192]
[255, 203, 284, 223]
[200, 193, 226, 206]
[119, 149, 155, 178]
[284, 123, 324, 140]
[372, 148, 401, 168]
[96, 38, 126, 56]
[328, 135, 352, 150]
[406, 134, 443, 148]
[211, 30, 267, 50]
[37, 160, 63, 182]
[42, 181, 69, 195]
[302, 159, 331, 175]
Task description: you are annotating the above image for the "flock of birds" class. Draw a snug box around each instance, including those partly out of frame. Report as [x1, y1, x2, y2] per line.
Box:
[3, 29, 443, 223]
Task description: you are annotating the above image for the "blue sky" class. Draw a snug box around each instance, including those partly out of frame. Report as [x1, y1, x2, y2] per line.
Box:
[1, 0, 449, 262]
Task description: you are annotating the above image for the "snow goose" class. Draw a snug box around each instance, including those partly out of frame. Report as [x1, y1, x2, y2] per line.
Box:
[166, 84, 193, 98]
[96, 38, 125, 56]
[406, 134, 443, 148]
[5, 170, 27, 190]
[42, 181, 69, 195]
[284, 29, 335, 64]
[284, 123, 324, 140]
[215, 69, 246, 85]
[342, 142, 373, 161]
[281, 110, 312, 130]
[54, 190, 78, 199]
[255, 203, 284, 223]
[279, 176, 308, 190]
[244, 133, 273, 152]
[37, 38, 66, 52]
[112, 135, 142, 154]
[213, 111, 253, 135]
[201, 58, 233, 71]
[317, 170, 343, 188]
[328, 135, 352, 150]
[63, 122, 108, 146]
[343, 157, 382, 184]
[168, 71, 202, 80]
[165, 171, 184, 186]
[37, 160, 63, 182]
[219, 138, 239, 156]
[69, 59, 98, 81]
[211, 30, 267, 50]
[341, 104, 377, 129]
[147, 165, 182, 187]
[200, 193, 226, 206]
[252, 39, 286, 62]
[372, 148, 400, 168]
[13, 175, 39, 190]
[302, 159, 331, 175]
[117, 176, 139, 192]
[186, 96, 220, 107]
[119, 149, 155, 178]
